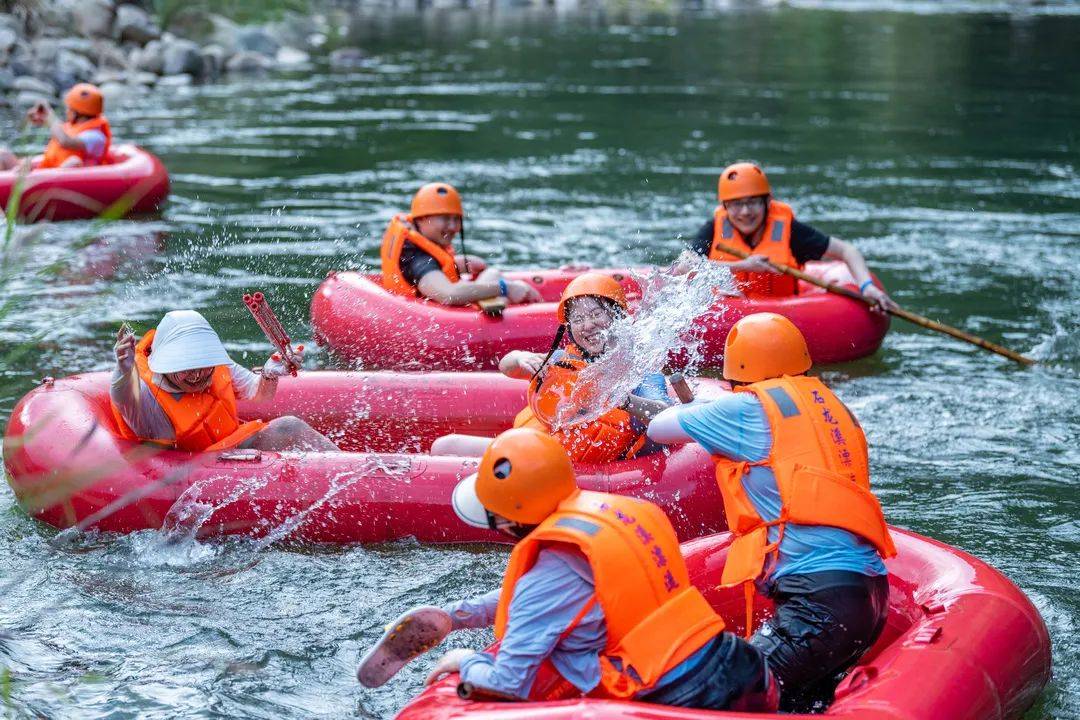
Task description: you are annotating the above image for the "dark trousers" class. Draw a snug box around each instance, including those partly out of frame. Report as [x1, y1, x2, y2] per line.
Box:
[637, 633, 777, 712]
[750, 571, 890, 713]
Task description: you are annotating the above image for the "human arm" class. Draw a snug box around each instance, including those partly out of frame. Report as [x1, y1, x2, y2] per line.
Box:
[34, 106, 87, 152]
[417, 271, 542, 306]
[444, 588, 502, 630]
[498, 351, 545, 379]
[647, 394, 772, 461]
[428, 550, 602, 697]
[821, 237, 897, 313]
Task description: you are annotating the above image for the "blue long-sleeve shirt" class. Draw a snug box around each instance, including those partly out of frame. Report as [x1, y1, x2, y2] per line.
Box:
[445, 546, 708, 699]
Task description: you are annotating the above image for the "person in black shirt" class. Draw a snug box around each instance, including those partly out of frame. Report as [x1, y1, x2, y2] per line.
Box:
[684, 163, 896, 312]
[382, 183, 542, 305]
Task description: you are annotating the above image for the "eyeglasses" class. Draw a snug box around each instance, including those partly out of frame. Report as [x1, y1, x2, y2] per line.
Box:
[566, 308, 612, 325]
[724, 197, 766, 212]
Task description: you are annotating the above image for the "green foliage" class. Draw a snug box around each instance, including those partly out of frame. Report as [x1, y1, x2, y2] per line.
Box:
[151, 0, 310, 31]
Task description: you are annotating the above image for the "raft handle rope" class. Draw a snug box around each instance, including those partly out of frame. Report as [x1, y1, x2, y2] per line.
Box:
[243, 291, 300, 376]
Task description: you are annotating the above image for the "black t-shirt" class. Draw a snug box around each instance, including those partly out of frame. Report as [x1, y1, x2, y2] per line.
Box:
[399, 244, 444, 286]
[688, 217, 831, 266]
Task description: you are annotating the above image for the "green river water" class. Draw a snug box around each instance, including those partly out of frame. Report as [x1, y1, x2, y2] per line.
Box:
[1, 2, 1077, 718]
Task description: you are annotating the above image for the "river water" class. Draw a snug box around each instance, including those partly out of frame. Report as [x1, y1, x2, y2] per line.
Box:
[1, 2, 1077, 718]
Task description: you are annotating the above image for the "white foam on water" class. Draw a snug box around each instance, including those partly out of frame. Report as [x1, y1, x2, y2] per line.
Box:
[551, 252, 737, 429]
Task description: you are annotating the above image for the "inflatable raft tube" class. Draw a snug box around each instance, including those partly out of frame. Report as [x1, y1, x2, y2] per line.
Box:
[396, 528, 1051, 720]
[310, 262, 889, 371]
[3, 371, 727, 543]
[0, 144, 169, 222]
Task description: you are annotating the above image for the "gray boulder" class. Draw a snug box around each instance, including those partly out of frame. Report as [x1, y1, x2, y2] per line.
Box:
[99, 80, 144, 104]
[200, 43, 227, 80]
[0, 26, 17, 54]
[57, 37, 97, 59]
[73, 0, 115, 39]
[161, 38, 202, 77]
[275, 46, 309, 67]
[13, 76, 57, 96]
[207, 14, 240, 55]
[130, 39, 163, 74]
[93, 69, 127, 85]
[225, 50, 273, 74]
[55, 49, 97, 82]
[93, 39, 128, 70]
[236, 26, 279, 57]
[130, 70, 157, 86]
[114, 4, 160, 45]
[31, 38, 61, 64]
[37, 0, 74, 29]
[0, 68, 14, 92]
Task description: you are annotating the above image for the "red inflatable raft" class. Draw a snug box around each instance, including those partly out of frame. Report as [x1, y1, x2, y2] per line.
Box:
[310, 262, 889, 371]
[3, 371, 727, 543]
[0, 144, 168, 222]
[397, 528, 1051, 720]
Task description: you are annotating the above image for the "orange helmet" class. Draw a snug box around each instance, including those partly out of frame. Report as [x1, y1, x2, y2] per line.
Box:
[475, 428, 577, 525]
[410, 183, 463, 219]
[718, 162, 771, 202]
[723, 312, 811, 382]
[64, 83, 104, 117]
[557, 272, 628, 324]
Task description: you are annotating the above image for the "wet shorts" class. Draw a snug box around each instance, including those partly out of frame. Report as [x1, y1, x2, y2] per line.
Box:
[751, 570, 890, 713]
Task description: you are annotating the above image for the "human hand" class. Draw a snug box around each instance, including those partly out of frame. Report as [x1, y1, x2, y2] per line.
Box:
[862, 285, 897, 314]
[114, 325, 136, 374]
[424, 648, 476, 686]
[458, 255, 487, 275]
[515, 352, 544, 376]
[25, 102, 50, 127]
[505, 280, 543, 304]
[263, 345, 304, 377]
[739, 255, 781, 275]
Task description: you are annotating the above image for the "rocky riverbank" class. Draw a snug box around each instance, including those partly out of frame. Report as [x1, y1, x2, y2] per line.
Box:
[0, 0, 370, 115]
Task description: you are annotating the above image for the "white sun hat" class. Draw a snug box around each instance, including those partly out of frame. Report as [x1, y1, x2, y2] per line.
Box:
[147, 310, 232, 374]
[451, 472, 491, 529]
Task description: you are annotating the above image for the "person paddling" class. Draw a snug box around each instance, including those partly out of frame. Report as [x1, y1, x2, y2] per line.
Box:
[431, 272, 670, 462]
[381, 182, 542, 305]
[683, 162, 897, 313]
[1, 84, 112, 171]
[647, 312, 895, 712]
[110, 310, 339, 453]
[359, 428, 777, 711]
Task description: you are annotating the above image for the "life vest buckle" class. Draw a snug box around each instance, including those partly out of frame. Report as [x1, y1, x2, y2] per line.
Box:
[217, 448, 262, 463]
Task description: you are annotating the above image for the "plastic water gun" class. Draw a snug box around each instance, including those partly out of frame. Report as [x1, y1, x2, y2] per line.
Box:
[243, 291, 301, 376]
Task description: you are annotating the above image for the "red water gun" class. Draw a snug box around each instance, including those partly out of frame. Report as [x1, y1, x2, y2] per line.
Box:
[243, 291, 301, 376]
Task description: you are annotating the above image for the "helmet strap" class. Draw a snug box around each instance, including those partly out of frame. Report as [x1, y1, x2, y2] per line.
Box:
[458, 221, 470, 278]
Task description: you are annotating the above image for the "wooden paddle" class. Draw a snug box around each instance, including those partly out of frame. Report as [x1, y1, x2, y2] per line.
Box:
[712, 241, 1037, 366]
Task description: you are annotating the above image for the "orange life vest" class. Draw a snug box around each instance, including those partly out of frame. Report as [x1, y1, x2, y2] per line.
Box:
[40, 115, 112, 169]
[709, 199, 800, 298]
[513, 345, 646, 464]
[111, 331, 265, 452]
[712, 375, 895, 633]
[495, 490, 725, 699]
[380, 214, 460, 296]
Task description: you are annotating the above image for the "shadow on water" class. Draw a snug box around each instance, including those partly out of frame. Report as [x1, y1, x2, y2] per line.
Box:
[1, 1, 1078, 717]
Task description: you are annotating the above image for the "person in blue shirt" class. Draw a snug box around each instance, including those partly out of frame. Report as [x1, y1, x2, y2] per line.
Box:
[358, 428, 777, 712]
[647, 312, 894, 713]
[431, 272, 671, 462]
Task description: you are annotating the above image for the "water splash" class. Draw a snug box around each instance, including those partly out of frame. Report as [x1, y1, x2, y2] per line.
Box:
[552, 252, 737, 429]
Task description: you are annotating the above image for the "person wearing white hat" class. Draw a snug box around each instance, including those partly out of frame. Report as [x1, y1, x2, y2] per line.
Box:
[109, 310, 338, 452]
